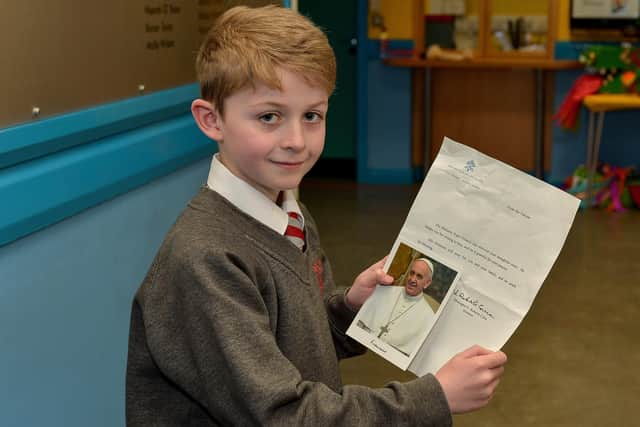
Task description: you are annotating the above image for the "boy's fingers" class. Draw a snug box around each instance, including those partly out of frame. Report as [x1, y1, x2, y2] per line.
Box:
[470, 352, 507, 372]
[459, 346, 507, 368]
[490, 366, 505, 381]
[483, 351, 507, 368]
[481, 375, 503, 399]
[459, 345, 493, 358]
[484, 365, 505, 384]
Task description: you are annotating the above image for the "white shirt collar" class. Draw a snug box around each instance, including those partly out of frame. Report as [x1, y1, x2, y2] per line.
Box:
[402, 290, 425, 303]
[206, 154, 304, 235]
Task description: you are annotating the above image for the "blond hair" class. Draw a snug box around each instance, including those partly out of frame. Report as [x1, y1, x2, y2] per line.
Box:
[196, 5, 336, 115]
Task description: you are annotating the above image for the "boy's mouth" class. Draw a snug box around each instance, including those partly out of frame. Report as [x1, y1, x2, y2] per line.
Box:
[271, 160, 305, 169]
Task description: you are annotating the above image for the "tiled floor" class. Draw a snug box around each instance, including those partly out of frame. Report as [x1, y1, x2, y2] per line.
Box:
[300, 178, 640, 427]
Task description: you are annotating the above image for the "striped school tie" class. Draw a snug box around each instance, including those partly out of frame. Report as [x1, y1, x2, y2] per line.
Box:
[285, 211, 305, 250]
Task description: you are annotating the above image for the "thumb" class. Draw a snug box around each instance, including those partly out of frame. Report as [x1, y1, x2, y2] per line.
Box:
[376, 268, 394, 285]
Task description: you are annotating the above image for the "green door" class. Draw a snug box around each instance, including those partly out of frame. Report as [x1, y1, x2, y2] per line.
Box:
[298, 0, 357, 160]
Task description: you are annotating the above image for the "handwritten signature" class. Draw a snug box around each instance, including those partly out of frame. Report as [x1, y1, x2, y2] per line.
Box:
[369, 340, 388, 353]
[453, 288, 495, 319]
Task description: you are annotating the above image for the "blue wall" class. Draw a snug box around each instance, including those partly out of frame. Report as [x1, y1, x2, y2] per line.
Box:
[358, 34, 414, 184]
[0, 158, 209, 427]
[363, 59, 414, 183]
[0, 84, 215, 426]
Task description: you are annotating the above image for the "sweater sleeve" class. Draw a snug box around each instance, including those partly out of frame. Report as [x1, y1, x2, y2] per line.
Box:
[136, 245, 452, 427]
[325, 287, 367, 359]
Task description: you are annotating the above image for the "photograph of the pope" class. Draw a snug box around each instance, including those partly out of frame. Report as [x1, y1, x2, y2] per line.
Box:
[357, 243, 458, 357]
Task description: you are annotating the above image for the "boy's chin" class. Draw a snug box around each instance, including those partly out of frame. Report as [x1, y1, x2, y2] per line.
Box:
[278, 177, 305, 191]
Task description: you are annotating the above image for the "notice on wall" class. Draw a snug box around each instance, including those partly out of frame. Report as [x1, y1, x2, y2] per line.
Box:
[572, 0, 640, 19]
[0, 0, 277, 129]
[144, 2, 182, 51]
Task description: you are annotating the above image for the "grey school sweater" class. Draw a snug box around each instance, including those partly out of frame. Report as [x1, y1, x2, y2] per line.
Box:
[126, 187, 452, 426]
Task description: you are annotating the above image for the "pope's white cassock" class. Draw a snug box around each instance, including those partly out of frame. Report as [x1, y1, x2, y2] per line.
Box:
[359, 285, 435, 356]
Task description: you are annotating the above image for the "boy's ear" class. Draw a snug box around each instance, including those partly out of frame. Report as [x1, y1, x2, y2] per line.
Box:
[191, 99, 224, 142]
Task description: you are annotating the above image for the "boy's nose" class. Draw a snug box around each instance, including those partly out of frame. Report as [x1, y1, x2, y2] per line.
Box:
[282, 122, 305, 151]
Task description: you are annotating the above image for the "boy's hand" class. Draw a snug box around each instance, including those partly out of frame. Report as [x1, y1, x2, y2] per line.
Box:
[435, 345, 507, 414]
[345, 257, 394, 310]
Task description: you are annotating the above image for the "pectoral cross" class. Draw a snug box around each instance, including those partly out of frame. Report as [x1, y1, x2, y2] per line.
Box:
[377, 324, 389, 338]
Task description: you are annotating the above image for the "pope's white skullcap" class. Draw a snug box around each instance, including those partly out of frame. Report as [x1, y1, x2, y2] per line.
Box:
[415, 258, 434, 276]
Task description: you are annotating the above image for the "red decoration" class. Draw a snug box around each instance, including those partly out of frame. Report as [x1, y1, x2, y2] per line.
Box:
[552, 74, 603, 129]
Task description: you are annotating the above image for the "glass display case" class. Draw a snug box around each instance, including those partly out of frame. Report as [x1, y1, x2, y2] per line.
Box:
[419, 0, 559, 63]
[483, 0, 556, 58]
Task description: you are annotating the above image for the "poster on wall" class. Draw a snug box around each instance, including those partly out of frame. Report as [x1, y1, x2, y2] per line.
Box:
[572, 0, 640, 19]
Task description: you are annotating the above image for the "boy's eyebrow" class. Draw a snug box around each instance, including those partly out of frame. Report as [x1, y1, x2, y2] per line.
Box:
[249, 100, 328, 109]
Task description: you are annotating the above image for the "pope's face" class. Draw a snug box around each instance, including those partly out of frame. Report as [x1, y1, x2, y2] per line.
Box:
[404, 260, 432, 297]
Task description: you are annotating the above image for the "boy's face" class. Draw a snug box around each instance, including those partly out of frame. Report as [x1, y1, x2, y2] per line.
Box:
[199, 68, 328, 202]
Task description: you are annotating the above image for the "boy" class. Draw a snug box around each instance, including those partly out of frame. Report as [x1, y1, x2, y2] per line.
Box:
[126, 5, 507, 426]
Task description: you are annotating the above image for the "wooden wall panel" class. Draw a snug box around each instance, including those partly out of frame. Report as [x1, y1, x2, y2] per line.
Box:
[429, 68, 540, 170]
[543, 71, 555, 173]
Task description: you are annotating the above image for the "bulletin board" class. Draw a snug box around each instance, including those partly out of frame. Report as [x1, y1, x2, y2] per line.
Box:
[0, 0, 277, 128]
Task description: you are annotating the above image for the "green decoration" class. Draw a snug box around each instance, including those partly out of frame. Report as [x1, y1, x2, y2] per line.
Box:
[578, 44, 640, 95]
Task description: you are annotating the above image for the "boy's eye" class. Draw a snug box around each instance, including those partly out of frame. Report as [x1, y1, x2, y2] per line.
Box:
[259, 113, 279, 124]
[304, 112, 323, 122]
